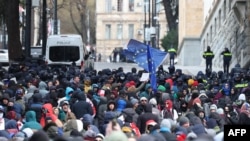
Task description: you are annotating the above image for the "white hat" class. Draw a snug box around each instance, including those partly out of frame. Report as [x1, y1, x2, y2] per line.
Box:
[216, 108, 224, 115]
[149, 98, 157, 106]
[210, 104, 217, 110]
[238, 93, 246, 101]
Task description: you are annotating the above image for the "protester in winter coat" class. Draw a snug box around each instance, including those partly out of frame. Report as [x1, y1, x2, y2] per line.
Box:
[161, 100, 178, 122]
[72, 91, 93, 119]
[137, 103, 159, 134]
[22, 110, 42, 131]
[40, 103, 63, 128]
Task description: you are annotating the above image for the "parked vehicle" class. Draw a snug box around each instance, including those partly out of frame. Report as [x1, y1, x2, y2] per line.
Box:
[0, 49, 9, 66]
[45, 34, 88, 69]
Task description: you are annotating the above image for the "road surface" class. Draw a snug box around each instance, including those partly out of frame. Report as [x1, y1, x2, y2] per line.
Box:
[94, 62, 221, 76]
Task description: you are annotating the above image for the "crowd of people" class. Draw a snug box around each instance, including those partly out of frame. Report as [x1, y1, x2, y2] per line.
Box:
[0, 60, 249, 141]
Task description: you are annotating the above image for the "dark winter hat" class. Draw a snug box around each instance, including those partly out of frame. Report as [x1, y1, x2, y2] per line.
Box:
[29, 130, 50, 141]
[178, 116, 189, 126]
[130, 97, 139, 106]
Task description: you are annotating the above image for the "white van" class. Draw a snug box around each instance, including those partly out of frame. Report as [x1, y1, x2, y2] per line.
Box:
[45, 34, 87, 68]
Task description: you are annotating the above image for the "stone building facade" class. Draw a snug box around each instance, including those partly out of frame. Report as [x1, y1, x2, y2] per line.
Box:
[95, 0, 168, 60]
[178, 0, 250, 70]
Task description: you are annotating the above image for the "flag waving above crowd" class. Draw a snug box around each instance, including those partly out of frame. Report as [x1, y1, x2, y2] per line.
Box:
[122, 39, 168, 72]
[122, 39, 168, 91]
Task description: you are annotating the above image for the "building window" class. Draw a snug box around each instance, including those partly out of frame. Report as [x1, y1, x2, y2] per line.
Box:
[105, 24, 111, 39]
[117, 24, 123, 39]
[129, 0, 134, 11]
[219, 9, 221, 28]
[128, 24, 134, 39]
[223, 0, 226, 20]
[105, 0, 112, 13]
[117, 0, 123, 12]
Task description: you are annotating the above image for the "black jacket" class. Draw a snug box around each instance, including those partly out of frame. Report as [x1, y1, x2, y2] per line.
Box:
[72, 91, 93, 119]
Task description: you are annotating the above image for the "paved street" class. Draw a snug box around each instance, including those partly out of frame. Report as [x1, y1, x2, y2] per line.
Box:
[94, 62, 221, 76]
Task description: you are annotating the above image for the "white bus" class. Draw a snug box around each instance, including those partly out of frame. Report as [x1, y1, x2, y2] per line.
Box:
[45, 34, 87, 69]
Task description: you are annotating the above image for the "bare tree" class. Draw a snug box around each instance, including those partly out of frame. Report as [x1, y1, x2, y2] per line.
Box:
[69, 0, 87, 43]
[6, 0, 23, 62]
[162, 0, 178, 31]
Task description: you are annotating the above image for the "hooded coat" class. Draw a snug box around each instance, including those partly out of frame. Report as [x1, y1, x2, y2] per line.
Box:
[40, 103, 58, 127]
[22, 111, 42, 130]
[136, 104, 159, 134]
[72, 91, 93, 119]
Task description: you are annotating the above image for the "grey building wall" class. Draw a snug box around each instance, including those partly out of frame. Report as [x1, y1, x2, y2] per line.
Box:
[177, 0, 250, 71]
[178, 37, 202, 66]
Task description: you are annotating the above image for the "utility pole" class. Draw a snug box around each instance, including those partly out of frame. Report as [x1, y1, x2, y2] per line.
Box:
[148, 0, 151, 45]
[151, 0, 157, 48]
[53, 0, 58, 34]
[42, 0, 47, 56]
[25, 0, 31, 58]
[144, 0, 147, 44]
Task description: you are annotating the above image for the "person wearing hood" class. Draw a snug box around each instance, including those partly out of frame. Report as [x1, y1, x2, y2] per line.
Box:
[82, 114, 100, 134]
[138, 83, 153, 100]
[161, 100, 178, 122]
[149, 97, 161, 119]
[97, 97, 108, 129]
[5, 119, 19, 138]
[21, 110, 42, 131]
[189, 116, 207, 137]
[40, 103, 63, 128]
[230, 87, 239, 103]
[1, 93, 10, 114]
[28, 93, 43, 122]
[24, 85, 38, 104]
[137, 103, 159, 134]
[38, 81, 49, 98]
[223, 104, 238, 125]
[116, 90, 128, 112]
[159, 119, 177, 141]
[122, 97, 139, 124]
[14, 88, 26, 116]
[72, 91, 93, 119]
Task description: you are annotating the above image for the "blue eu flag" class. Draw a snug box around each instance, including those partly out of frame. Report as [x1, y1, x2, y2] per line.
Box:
[123, 39, 168, 91]
[123, 39, 167, 71]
